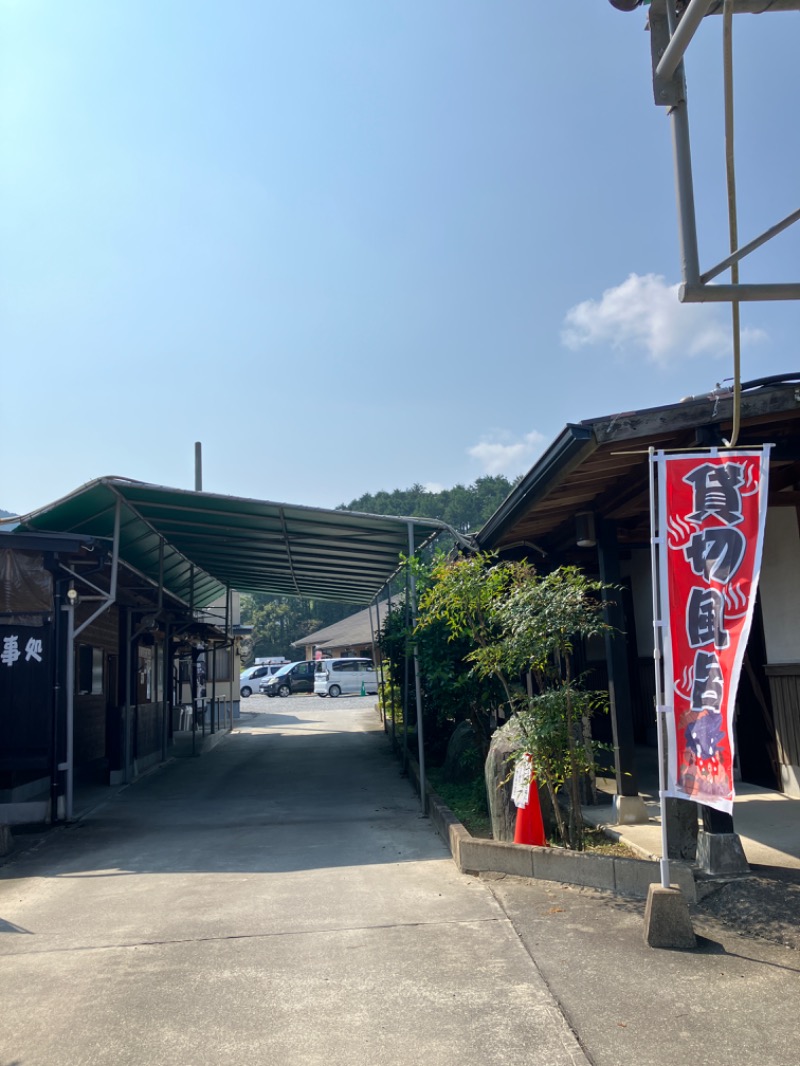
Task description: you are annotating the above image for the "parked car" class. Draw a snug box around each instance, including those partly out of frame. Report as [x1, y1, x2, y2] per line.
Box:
[261, 660, 317, 698]
[314, 657, 378, 698]
[239, 663, 283, 698]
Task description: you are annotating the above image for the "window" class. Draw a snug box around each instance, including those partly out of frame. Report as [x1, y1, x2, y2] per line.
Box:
[153, 645, 163, 702]
[77, 645, 104, 695]
[209, 646, 232, 682]
[137, 646, 153, 703]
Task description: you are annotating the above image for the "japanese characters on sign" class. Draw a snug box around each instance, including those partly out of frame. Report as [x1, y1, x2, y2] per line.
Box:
[0, 625, 52, 743]
[658, 450, 769, 814]
[1, 634, 44, 668]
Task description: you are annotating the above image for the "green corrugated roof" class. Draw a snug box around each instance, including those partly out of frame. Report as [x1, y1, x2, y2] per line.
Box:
[8, 477, 451, 607]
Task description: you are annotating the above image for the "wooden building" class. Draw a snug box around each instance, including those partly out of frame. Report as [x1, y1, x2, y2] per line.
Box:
[476, 377, 800, 808]
[0, 530, 237, 825]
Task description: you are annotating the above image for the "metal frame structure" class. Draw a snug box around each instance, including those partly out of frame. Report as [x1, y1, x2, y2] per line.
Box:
[4, 476, 476, 820]
[58, 499, 121, 819]
[5, 476, 457, 607]
[648, 0, 800, 302]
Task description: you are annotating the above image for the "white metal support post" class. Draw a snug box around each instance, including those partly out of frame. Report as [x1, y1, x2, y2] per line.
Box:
[407, 522, 426, 815]
[649, 449, 672, 889]
[62, 599, 76, 821]
[61, 498, 122, 820]
[124, 607, 133, 784]
[367, 596, 382, 726]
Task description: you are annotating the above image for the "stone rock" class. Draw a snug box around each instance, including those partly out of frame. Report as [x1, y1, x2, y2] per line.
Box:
[484, 719, 554, 842]
[442, 720, 482, 784]
[485, 719, 521, 842]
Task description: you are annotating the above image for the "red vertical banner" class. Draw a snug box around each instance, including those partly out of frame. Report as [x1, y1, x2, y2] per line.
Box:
[658, 449, 769, 814]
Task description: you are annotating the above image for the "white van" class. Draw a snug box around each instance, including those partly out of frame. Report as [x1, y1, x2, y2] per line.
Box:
[314, 657, 378, 698]
[239, 661, 287, 697]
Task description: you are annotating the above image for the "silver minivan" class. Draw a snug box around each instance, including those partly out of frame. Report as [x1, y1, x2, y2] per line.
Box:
[314, 657, 378, 697]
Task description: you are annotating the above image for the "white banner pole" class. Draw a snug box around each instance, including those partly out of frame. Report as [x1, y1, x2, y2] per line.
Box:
[649, 448, 671, 890]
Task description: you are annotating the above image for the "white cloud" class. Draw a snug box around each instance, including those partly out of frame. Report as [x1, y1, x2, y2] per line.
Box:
[468, 430, 546, 477]
[561, 273, 767, 367]
[423, 481, 445, 494]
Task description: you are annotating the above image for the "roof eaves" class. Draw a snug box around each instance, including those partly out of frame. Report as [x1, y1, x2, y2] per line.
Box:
[586, 382, 800, 447]
[476, 424, 596, 549]
[0, 530, 99, 553]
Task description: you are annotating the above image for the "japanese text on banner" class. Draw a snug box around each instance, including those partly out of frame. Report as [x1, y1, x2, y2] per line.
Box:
[659, 451, 769, 815]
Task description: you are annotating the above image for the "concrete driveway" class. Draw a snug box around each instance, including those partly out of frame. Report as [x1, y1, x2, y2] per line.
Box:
[0, 696, 587, 1066]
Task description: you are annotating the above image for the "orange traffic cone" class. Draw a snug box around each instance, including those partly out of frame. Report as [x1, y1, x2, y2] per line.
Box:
[513, 756, 547, 847]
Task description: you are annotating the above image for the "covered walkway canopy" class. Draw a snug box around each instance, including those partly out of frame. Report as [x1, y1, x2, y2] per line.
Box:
[6, 476, 459, 607]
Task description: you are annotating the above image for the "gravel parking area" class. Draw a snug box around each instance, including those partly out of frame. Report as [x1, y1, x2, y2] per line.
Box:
[239, 691, 380, 715]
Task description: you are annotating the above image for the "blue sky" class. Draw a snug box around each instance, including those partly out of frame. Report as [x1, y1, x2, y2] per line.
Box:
[2, 2, 798, 516]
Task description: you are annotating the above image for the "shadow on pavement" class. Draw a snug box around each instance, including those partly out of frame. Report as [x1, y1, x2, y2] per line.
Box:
[0, 708, 445, 883]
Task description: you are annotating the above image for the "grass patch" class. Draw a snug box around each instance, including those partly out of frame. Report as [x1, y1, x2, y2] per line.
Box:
[426, 768, 643, 858]
[582, 826, 641, 858]
[426, 767, 491, 837]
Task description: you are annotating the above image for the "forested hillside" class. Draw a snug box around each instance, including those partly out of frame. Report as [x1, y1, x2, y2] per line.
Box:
[241, 476, 516, 663]
[340, 475, 516, 534]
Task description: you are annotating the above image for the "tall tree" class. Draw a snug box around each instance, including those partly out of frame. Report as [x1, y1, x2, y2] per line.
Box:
[341, 475, 516, 534]
[241, 595, 355, 662]
[243, 476, 518, 662]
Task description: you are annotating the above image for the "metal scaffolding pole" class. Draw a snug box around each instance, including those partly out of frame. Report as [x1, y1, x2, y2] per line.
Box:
[646, 0, 800, 303]
[656, 0, 715, 83]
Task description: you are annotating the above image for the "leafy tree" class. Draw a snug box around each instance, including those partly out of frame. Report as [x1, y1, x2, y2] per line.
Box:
[380, 573, 504, 765]
[241, 594, 356, 662]
[484, 568, 612, 849]
[414, 552, 522, 754]
[243, 476, 518, 663]
[413, 553, 612, 850]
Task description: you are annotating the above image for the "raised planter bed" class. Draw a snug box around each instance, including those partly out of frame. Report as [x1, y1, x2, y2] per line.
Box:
[404, 749, 696, 902]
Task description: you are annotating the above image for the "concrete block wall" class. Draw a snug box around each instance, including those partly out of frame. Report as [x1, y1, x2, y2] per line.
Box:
[402, 744, 696, 902]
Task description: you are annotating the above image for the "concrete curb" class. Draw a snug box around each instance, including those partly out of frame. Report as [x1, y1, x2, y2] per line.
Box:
[402, 748, 696, 903]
